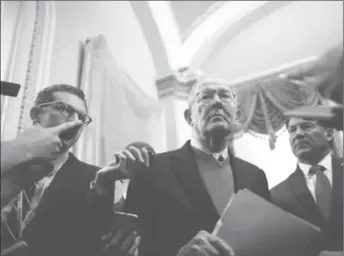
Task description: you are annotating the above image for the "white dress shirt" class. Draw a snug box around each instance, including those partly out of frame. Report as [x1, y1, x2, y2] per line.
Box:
[298, 153, 333, 202]
[190, 138, 228, 161]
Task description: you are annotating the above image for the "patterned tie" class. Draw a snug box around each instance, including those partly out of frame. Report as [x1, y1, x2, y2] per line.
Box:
[20, 176, 52, 238]
[309, 165, 332, 223]
[1, 183, 35, 248]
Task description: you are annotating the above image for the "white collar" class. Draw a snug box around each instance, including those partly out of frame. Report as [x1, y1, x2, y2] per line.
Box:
[49, 153, 69, 176]
[298, 153, 332, 177]
[190, 138, 228, 160]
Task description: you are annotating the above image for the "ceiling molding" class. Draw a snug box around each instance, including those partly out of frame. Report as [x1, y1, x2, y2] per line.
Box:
[146, 1, 183, 69]
[130, 1, 171, 75]
[189, 1, 292, 70]
[230, 56, 318, 87]
[183, 1, 269, 68]
[181, 1, 226, 42]
[156, 56, 319, 100]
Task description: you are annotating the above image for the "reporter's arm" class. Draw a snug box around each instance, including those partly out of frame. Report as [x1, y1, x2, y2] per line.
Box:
[1, 140, 37, 208]
[1, 162, 53, 208]
[1, 140, 35, 176]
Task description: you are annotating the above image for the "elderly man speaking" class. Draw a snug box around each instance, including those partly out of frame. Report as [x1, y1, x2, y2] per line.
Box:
[120, 77, 271, 256]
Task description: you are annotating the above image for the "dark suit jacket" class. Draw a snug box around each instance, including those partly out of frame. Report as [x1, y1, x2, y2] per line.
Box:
[22, 153, 113, 256]
[271, 156, 343, 254]
[124, 141, 271, 256]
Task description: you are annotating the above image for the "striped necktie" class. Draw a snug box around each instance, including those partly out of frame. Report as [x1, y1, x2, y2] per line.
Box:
[20, 176, 53, 238]
[309, 165, 332, 223]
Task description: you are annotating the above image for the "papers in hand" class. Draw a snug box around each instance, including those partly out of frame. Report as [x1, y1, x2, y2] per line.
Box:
[212, 189, 321, 256]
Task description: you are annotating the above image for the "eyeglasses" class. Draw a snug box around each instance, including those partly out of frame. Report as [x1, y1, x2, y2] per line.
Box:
[195, 88, 237, 103]
[36, 101, 92, 125]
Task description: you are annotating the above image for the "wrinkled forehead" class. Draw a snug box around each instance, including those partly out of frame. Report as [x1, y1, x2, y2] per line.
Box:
[287, 117, 318, 128]
[190, 81, 234, 98]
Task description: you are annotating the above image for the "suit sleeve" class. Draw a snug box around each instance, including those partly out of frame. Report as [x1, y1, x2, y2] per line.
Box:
[87, 183, 114, 232]
[124, 171, 158, 256]
[84, 169, 115, 252]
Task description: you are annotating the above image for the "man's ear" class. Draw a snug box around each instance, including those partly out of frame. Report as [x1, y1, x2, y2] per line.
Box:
[324, 128, 334, 142]
[30, 107, 40, 125]
[184, 109, 193, 126]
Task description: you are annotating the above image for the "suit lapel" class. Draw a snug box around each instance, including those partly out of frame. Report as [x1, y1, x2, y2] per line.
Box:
[33, 154, 79, 219]
[170, 141, 218, 218]
[287, 168, 326, 228]
[228, 152, 242, 193]
[330, 157, 343, 228]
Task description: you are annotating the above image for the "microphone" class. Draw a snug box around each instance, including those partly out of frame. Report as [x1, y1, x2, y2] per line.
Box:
[0, 81, 20, 97]
[59, 126, 81, 141]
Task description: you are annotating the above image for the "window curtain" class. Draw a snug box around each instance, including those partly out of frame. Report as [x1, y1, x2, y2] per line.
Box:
[73, 34, 163, 200]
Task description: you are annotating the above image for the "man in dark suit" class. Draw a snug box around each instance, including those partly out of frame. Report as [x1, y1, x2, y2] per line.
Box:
[1, 84, 145, 256]
[271, 117, 343, 255]
[122, 77, 271, 256]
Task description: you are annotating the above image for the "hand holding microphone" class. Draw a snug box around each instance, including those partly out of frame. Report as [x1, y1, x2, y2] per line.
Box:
[93, 146, 152, 195]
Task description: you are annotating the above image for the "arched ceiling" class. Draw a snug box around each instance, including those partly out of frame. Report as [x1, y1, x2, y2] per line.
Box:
[199, 1, 344, 81]
[168, 1, 220, 41]
[130, 1, 343, 82]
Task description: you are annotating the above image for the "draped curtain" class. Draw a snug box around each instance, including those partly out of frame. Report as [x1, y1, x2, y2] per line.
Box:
[232, 43, 343, 156]
[235, 77, 321, 149]
[73, 35, 162, 200]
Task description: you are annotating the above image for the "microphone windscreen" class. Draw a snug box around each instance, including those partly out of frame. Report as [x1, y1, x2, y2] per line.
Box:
[0, 81, 20, 97]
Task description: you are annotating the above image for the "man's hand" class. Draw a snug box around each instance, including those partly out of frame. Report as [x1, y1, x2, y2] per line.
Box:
[16, 120, 83, 162]
[94, 146, 150, 192]
[177, 231, 235, 256]
[319, 251, 344, 256]
[101, 229, 140, 256]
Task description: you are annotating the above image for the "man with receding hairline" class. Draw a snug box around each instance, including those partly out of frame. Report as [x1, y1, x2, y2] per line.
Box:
[122, 77, 271, 256]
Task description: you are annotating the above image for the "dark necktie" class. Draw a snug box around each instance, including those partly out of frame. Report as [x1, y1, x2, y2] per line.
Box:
[217, 155, 225, 162]
[309, 165, 332, 222]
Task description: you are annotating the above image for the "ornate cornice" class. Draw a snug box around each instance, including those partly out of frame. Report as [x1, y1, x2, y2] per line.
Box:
[156, 67, 201, 99]
[156, 57, 318, 100]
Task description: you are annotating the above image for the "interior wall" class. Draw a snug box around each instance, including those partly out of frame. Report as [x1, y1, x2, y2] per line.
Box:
[201, 1, 343, 81]
[1, 1, 21, 80]
[49, 1, 158, 99]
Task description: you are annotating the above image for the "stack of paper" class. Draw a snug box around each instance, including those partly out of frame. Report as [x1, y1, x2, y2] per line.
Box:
[212, 189, 321, 256]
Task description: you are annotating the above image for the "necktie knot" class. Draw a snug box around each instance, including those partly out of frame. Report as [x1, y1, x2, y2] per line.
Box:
[309, 165, 326, 175]
[217, 155, 224, 162]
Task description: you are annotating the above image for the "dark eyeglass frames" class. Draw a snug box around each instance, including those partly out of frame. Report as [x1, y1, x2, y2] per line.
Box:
[35, 101, 92, 125]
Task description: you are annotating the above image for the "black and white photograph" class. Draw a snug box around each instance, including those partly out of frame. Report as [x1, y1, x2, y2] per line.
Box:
[1, 1, 343, 256]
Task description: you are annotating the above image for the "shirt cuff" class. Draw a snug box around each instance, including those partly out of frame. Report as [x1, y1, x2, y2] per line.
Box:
[90, 180, 109, 197]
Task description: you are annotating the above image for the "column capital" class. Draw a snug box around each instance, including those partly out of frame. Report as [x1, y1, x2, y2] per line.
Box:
[155, 67, 201, 100]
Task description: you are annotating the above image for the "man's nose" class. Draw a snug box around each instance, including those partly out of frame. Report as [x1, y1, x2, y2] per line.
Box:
[295, 126, 305, 136]
[69, 112, 79, 121]
[213, 93, 221, 103]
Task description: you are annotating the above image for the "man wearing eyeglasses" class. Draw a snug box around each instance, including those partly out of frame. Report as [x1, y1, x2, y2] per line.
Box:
[123, 77, 271, 256]
[1, 84, 144, 256]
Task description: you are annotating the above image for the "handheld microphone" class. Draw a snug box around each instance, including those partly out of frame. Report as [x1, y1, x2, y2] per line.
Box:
[0, 81, 20, 97]
[59, 126, 81, 141]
